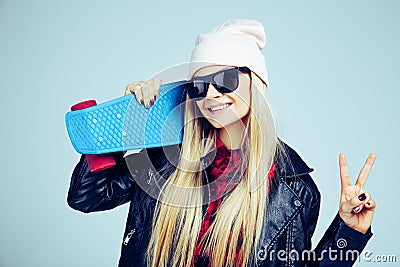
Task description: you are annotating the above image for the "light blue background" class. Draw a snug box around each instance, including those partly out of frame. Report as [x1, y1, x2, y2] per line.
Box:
[1, 0, 399, 266]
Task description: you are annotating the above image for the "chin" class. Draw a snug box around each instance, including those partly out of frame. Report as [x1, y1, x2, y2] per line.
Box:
[206, 119, 225, 129]
[207, 118, 245, 130]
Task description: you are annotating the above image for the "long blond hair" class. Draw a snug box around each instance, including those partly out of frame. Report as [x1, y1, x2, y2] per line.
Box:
[147, 72, 281, 266]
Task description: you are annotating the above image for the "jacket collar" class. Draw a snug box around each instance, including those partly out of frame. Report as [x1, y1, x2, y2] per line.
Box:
[276, 139, 314, 178]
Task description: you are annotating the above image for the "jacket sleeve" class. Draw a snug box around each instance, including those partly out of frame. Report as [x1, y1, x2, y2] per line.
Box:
[308, 196, 373, 266]
[67, 153, 140, 213]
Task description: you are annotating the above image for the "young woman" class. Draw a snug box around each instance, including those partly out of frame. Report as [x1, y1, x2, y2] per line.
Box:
[68, 19, 376, 267]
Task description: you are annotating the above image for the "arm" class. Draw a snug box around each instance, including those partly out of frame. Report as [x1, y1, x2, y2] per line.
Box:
[306, 153, 377, 266]
[307, 196, 372, 266]
[68, 78, 165, 213]
[312, 213, 372, 266]
[67, 152, 141, 213]
[68, 78, 170, 213]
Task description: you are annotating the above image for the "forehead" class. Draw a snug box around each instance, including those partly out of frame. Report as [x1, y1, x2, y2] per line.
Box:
[192, 65, 232, 77]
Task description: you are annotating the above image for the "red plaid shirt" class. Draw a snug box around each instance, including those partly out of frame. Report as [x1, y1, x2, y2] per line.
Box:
[192, 137, 276, 267]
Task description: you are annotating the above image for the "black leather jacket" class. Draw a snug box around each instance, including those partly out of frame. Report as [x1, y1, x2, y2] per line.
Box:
[67, 141, 372, 267]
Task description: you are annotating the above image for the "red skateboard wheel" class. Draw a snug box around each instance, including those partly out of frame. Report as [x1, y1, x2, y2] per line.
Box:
[71, 100, 97, 111]
[71, 99, 116, 172]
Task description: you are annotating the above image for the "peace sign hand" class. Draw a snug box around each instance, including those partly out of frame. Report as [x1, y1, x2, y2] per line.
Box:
[338, 153, 377, 234]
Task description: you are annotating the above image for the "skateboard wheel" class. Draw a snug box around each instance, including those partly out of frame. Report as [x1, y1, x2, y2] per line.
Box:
[70, 99, 116, 172]
[71, 100, 97, 111]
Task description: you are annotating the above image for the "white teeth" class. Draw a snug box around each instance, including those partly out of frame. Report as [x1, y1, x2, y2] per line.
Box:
[209, 104, 230, 112]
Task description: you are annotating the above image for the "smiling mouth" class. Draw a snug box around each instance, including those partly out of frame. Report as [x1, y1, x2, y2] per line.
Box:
[207, 103, 232, 112]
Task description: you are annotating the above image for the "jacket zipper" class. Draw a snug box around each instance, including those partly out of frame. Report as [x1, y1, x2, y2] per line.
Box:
[201, 158, 210, 220]
[123, 229, 136, 245]
[147, 168, 155, 184]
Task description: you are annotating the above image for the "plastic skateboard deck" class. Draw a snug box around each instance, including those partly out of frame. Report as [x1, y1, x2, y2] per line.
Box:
[65, 81, 186, 154]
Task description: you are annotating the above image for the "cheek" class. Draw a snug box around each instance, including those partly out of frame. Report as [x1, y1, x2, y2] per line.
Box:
[194, 100, 211, 120]
[195, 100, 205, 113]
[237, 75, 251, 99]
[241, 90, 251, 107]
[233, 87, 251, 118]
[235, 84, 251, 109]
[239, 99, 251, 117]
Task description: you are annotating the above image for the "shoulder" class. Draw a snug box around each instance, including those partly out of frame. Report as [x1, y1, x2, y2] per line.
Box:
[273, 139, 321, 205]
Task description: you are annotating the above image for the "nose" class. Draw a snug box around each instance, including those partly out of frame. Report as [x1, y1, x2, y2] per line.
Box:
[205, 83, 222, 99]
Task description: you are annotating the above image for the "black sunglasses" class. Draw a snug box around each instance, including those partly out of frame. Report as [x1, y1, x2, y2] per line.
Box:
[186, 66, 250, 100]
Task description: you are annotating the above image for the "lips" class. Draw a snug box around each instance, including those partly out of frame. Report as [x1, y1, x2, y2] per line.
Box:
[206, 103, 232, 113]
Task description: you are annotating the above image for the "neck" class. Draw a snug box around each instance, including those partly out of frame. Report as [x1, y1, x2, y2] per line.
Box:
[217, 119, 247, 150]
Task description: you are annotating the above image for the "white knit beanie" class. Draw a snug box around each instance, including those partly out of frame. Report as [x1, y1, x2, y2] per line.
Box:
[189, 19, 269, 87]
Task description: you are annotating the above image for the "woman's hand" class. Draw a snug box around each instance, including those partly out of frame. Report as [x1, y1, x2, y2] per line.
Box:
[124, 78, 162, 108]
[338, 153, 377, 234]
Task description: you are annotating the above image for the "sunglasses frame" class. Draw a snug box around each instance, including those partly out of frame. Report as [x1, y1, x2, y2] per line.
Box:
[186, 66, 251, 100]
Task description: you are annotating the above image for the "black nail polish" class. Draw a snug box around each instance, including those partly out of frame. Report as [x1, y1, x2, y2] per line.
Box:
[140, 100, 144, 105]
[150, 99, 154, 105]
[366, 202, 371, 205]
[358, 193, 366, 201]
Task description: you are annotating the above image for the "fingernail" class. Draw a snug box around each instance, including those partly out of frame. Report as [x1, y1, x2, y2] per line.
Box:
[154, 96, 157, 101]
[140, 100, 144, 105]
[358, 193, 366, 201]
[366, 202, 370, 205]
[353, 206, 361, 213]
[150, 99, 154, 105]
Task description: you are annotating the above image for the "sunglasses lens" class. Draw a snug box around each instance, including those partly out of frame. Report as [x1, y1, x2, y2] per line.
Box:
[187, 81, 207, 99]
[213, 69, 239, 93]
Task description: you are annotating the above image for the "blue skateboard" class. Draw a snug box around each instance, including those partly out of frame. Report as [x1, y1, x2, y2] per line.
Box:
[65, 81, 187, 154]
